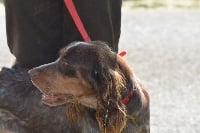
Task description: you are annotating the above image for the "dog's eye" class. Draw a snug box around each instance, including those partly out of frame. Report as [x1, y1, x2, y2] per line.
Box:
[92, 71, 100, 81]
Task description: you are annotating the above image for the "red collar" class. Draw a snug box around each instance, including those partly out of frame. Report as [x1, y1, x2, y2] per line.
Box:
[122, 89, 134, 105]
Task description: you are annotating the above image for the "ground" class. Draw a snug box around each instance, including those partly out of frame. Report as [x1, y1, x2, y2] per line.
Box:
[0, 4, 200, 133]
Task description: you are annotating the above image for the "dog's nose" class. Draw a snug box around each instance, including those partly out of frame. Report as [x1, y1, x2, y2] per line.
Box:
[28, 69, 39, 78]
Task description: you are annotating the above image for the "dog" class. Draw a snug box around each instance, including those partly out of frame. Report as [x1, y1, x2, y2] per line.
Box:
[0, 41, 149, 133]
[29, 41, 150, 133]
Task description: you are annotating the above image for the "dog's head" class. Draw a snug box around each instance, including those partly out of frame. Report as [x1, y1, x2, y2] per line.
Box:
[29, 41, 134, 132]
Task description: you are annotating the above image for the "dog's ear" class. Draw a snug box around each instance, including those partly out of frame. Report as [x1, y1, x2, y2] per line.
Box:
[116, 55, 134, 85]
[95, 66, 127, 133]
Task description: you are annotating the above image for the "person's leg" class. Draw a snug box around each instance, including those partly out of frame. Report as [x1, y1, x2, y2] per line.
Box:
[4, 0, 64, 68]
[4, 0, 122, 68]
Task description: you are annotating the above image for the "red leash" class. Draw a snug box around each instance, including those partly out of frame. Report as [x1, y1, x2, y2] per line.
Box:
[64, 0, 91, 42]
[64, 0, 133, 104]
[64, 0, 126, 57]
[64, 0, 127, 57]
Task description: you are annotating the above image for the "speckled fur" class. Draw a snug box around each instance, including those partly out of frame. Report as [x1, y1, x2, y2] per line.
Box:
[0, 41, 150, 133]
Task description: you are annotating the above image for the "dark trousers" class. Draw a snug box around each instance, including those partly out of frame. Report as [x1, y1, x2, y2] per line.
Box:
[4, 0, 122, 68]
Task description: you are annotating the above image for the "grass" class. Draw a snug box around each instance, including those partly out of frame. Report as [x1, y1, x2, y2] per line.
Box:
[123, 0, 200, 9]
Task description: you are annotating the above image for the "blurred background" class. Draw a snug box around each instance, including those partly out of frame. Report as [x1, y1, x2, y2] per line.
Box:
[0, 0, 200, 133]
[123, 0, 200, 8]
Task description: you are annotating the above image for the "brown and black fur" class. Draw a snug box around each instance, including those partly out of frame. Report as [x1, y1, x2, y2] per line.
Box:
[0, 41, 149, 133]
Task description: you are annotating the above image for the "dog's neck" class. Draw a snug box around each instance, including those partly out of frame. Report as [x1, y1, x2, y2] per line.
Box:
[121, 78, 135, 105]
[116, 55, 136, 106]
[122, 77, 146, 115]
[119, 73, 143, 115]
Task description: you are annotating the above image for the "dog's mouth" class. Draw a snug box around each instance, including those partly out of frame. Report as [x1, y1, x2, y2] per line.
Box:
[41, 93, 74, 107]
[41, 92, 98, 109]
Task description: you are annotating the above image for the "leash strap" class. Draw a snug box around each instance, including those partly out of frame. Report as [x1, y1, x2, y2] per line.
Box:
[64, 0, 91, 42]
[64, 0, 127, 57]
